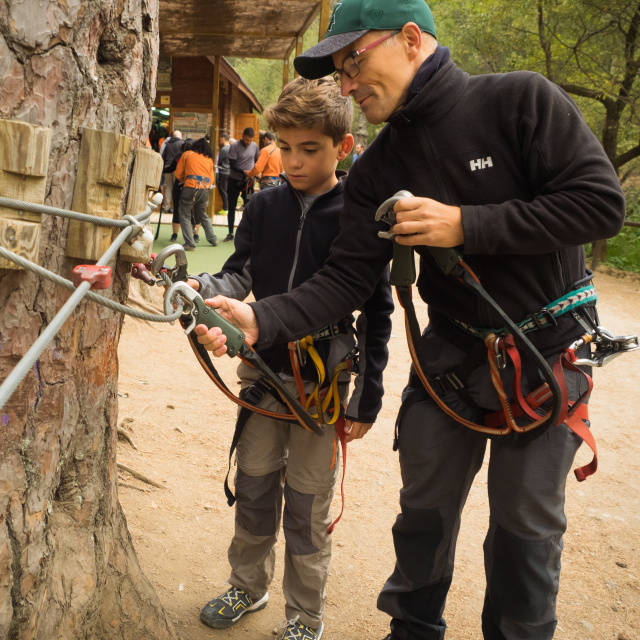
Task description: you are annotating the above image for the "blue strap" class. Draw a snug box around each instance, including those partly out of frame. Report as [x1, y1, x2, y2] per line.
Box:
[186, 174, 211, 184]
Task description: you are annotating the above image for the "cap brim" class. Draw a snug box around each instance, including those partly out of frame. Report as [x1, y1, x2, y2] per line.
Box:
[294, 30, 369, 80]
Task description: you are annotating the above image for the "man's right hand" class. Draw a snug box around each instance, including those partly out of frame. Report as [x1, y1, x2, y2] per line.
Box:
[193, 296, 260, 356]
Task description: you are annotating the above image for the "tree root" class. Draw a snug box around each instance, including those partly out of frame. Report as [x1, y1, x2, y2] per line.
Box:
[118, 481, 149, 493]
[117, 463, 166, 489]
[117, 427, 138, 449]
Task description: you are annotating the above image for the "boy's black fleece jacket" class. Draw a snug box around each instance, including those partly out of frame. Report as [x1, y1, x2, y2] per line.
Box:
[250, 58, 626, 356]
[192, 174, 394, 423]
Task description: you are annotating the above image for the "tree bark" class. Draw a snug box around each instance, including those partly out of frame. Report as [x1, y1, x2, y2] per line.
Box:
[0, 2, 174, 639]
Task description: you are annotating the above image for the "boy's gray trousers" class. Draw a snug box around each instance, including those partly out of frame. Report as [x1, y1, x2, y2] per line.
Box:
[378, 334, 590, 640]
[227, 363, 343, 629]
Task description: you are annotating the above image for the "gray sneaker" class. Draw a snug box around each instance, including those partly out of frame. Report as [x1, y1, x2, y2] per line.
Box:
[278, 616, 323, 640]
[200, 585, 268, 629]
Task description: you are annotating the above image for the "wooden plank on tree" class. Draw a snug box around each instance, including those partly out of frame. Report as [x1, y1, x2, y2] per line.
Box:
[0, 119, 51, 269]
[0, 119, 52, 225]
[120, 148, 163, 262]
[0, 218, 41, 269]
[66, 128, 132, 261]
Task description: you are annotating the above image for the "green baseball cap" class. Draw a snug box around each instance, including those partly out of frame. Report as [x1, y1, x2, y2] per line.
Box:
[294, 0, 437, 80]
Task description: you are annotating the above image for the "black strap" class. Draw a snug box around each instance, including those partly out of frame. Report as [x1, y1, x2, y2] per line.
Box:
[224, 406, 253, 506]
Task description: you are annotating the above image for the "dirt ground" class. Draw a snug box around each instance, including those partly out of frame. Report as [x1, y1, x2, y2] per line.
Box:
[117, 272, 640, 640]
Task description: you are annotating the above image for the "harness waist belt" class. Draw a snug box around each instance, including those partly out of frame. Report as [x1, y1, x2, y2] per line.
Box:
[450, 285, 597, 339]
[313, 316, 353, 342]
[186, 174, 211, 184]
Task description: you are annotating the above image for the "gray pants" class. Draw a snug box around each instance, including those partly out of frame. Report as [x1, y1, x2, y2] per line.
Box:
[378, 334, 589, 640]
[227, 363, 345, 628]
[178, 187, 218, 247]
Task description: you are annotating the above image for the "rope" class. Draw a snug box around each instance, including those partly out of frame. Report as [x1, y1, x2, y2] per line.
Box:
[0, 247, 183, 322]
[0, 193, 187, 412]
[0, 196, 153, 228]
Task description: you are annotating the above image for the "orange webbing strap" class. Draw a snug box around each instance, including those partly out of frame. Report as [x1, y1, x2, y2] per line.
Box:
[289, 344, 308, 406]
[184, 322, 301, 424]
[397, 286, 512, 436]
[327, 415, 347, 534]
[565, 403, 597, 481]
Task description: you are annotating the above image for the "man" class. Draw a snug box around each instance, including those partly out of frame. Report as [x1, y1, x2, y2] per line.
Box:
[226, 127, 259, 242]
[217, 133, 231, 214]
[193, 1, 625, 638]
[160, 130, 184, 213]
[245, 131, 284, 189]
[352, 142, 365, 163]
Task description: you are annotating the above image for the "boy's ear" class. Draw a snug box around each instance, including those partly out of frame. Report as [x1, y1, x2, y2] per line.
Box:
[337, 134, 354, 162]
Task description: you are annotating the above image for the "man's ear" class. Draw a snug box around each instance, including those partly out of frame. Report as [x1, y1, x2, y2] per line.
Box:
[400, 22, 424, 61]
[337, 134, 354, 161]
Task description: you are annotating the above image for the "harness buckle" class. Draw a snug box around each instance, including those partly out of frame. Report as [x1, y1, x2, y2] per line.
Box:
[432, 373, 465, 395]
[528, 307, 557, 331]
[243, 379, 270, 406]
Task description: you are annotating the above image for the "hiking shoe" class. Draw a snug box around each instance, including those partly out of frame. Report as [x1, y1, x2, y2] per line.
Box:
[200, 586, 268, 629]
[278, 616, 323, 640]
[169, 233, 178, 242]
[183, 244, 196, 252]
[218, 209, 228, 216]
[194, 233, 200, 243]
[223, 234, 234, 242]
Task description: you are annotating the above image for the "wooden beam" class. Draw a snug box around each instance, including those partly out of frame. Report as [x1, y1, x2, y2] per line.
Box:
[161, 29, 299, 38]
[319, 0, 331, 40]
[294, 36, 304, 77]
[283, 59, 290, 90]
[208, 55, 221, 218]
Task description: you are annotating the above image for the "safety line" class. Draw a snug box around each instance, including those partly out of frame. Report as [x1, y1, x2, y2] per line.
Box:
[0, 193, 184, 412]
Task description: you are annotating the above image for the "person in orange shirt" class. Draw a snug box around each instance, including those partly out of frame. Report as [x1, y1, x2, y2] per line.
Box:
[245, 131, 284, 189]
[174, 137, 219, 250]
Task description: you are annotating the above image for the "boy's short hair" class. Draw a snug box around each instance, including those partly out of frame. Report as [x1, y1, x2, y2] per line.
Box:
[264, 76, 353, 146]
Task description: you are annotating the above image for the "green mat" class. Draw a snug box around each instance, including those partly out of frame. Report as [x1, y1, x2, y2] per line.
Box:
[152, 223, 236, 276]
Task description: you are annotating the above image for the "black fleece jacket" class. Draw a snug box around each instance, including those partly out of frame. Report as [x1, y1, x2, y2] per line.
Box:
[251, 58, 625, 356]
[191, 173, 394, 423]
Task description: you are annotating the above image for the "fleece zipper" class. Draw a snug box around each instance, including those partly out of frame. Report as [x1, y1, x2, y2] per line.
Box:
[287, 190, 312, 293]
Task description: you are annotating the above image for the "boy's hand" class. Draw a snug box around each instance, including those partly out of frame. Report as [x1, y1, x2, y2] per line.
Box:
[393, 197, 464, 247]
[193, 296, 260, 355]
[344, 420, 373, 443]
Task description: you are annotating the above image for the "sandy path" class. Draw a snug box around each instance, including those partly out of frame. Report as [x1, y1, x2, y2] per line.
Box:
[117, 272, 640, 640]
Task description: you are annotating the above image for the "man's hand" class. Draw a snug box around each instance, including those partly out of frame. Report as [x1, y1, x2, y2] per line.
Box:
[393, 197, 464, 247]
[343, 420, 373, 443]
[243, 169, 250, 176]
[193, 296, 260, 356]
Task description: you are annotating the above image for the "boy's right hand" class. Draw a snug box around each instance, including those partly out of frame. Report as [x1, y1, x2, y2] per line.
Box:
[193, 296, 260, 355]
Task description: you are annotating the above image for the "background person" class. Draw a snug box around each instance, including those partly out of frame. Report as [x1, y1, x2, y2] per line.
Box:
[226, 127, 259, 242]
[174, 137, 219, 250]
[217, 133, 231, 214]
[166, 138, 194, 242]
[160, 130, 184, 213]
[352, 142, 365, 162]
[192, 1, 626, 639]
[245, 131, 284, 189]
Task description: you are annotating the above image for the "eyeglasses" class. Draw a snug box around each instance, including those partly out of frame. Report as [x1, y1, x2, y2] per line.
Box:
[333, 30, 401, 82]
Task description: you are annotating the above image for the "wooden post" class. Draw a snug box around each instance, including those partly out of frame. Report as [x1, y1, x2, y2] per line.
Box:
[119, 148, 163, 262]
[208, 55, 221, 218]
[283, 59, 290, 90]
[0, 119, 52, 269]
[294, 36, 304, 77]
[319, 0, 332, 40]
[65, 128, 132, 261]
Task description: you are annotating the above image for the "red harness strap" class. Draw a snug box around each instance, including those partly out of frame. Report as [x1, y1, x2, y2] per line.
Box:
[327, 416, 348, 534]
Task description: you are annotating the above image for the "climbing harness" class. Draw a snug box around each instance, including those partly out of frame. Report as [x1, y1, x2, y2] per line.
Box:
[376, 191, 639, 481]
[146, 244, 353, 530]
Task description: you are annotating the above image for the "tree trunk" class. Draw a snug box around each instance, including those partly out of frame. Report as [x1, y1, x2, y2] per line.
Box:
[352, 106, 368, 151]
[0, 2, 174, 639]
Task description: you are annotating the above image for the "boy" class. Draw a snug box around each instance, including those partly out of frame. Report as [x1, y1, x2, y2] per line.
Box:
[185, 77, 393, 639]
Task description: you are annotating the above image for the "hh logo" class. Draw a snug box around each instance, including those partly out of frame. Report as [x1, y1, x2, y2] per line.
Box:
[470, 157, 493, 171]
[369, 10, 383, 22]
[328, 3, 342, 32]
